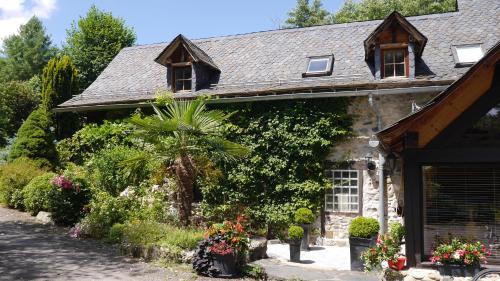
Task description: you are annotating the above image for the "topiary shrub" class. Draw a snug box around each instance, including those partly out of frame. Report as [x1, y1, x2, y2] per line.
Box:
[48, 168, 91, 226]
[294, 207, 315, 224]
[288, 225, 304, 240]
[23, 172, 56, 215]
[348, 217, 380, 238]
[8, 108, 57, 166]
[0, 157, 47, 208]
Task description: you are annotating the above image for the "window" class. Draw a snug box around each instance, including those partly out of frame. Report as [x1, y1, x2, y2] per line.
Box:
[173, 66, 192, 92]
[325, 170, 360, 213]
[303, 55, 333, 77]
[452, 44, 484, 66]
[382, 49, 407, 78]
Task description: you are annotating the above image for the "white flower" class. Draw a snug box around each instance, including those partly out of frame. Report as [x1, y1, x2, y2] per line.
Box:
[381, 261, 388, 269]
[453, 251, 460, 260]
[120, 186, 135, 197]
[151, 184, 160, 192]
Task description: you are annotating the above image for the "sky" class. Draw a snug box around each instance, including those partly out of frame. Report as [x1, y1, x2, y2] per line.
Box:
[0, 0, 344, 48]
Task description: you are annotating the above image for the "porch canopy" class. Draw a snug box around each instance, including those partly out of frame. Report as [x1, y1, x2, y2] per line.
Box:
[376, 41, 500, 267]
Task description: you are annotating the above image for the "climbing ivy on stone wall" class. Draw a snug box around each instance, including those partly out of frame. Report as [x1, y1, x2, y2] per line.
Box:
[202, 98, 352, 234]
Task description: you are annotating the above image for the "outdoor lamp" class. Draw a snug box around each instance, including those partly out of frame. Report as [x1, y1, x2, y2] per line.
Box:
[365, 152, 376, 170]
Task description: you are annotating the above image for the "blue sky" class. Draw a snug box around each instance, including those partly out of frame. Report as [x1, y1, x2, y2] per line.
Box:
[0, 0, 344, 47]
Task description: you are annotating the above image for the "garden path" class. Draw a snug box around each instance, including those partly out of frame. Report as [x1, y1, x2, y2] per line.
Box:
[0, 207, 247, 281]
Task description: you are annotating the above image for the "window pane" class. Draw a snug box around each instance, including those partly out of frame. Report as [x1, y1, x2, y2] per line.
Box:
[334, 179, 341, 186]
[384, 64, 394, 77]
[350, 171, 357, 178]
[175, 81, 184, 91]
[351, 188, 358, 195]
[350, 180, 358, 186]
[395, 64, 405, 76]
[456, 45, 483, 63]
[334, 171, 341, 178]
[342, 171, 349, 178]
[307, 58, 329, 72]
[183, 80, 192, 91]
[384, 51, 392, 63]
[394, 50, 404, 63]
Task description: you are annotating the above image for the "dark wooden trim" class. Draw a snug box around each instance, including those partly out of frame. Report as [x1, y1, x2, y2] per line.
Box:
[403, 149, 420, 267]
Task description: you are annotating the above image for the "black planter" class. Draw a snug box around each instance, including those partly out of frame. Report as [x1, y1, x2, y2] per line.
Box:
[289, 239, 301, 263]
[349, 236, 376, 271]
[300, 224, 311, 250]
[213, 253, 237, 277]
[437, 264, 481, 277]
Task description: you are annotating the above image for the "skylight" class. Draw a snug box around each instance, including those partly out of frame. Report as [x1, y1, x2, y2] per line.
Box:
[452, 44, 484, 66]
[303, 55, 333, 77]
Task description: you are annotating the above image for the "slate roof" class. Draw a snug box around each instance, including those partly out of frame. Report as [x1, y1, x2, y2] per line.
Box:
[58, 0, 500, 109]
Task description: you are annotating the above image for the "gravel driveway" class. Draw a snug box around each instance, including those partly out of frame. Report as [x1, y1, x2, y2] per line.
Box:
[0, 207, 244, 281]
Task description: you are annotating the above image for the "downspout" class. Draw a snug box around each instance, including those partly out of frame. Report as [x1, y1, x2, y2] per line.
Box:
[369, 93, 386, 234]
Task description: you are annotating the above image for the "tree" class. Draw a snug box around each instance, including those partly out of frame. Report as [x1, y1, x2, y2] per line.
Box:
[332, 0, 456, 23]
[41, 55, 80, 139]
[0, 79, 41, 142]
[285, 0, 331, 28]
[8, 108, 57, 166]
[128, 97, 248, 225]
[65, 5, 136, 91]
[0, 17, 56, 82]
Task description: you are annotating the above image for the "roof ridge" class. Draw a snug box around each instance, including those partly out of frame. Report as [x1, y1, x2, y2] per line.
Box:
[123, 10, 459, 51]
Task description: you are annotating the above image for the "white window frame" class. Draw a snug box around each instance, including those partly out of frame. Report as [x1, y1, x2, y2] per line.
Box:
[452, 44, 484, 66]
[325, 169, 361, 213]
[303, 55, 334, 77]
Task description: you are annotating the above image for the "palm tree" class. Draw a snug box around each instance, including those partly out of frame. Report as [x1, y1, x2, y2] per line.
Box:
[128, 98, 248, 225]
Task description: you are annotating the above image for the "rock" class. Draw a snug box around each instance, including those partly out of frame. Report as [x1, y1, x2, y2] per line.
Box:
[181, 250, 195, 263]
[409, 269, 428, 280]
[404, 276, 417, 281]
[427, 271, 441, 281]
[35, 211, 53, 225]
[248, 237, 267, 262]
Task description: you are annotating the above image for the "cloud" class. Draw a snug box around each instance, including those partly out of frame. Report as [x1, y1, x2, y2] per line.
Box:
[0, 0, 57, 45]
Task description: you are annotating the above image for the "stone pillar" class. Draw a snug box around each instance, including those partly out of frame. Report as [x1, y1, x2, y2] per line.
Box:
[374, 46, 381, 80]
[408, 42, 416, 79]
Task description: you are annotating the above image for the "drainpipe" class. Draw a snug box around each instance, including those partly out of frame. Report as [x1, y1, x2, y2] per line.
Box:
[369, 93, 386, 234]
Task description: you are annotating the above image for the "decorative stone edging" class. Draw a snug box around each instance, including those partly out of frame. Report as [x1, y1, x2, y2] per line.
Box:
[382, 268, 500, 281]
[118, 243, 194, 263]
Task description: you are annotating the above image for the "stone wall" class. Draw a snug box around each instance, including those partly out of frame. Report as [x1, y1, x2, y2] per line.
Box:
[322, 92, 436, 242]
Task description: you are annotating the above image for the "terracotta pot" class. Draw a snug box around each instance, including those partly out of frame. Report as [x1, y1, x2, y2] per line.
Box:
[388, 256, 406, 271]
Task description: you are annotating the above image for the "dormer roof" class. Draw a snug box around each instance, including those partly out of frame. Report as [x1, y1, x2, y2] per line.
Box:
[155, 34, 220, 71]
[364, 11, 428, 60]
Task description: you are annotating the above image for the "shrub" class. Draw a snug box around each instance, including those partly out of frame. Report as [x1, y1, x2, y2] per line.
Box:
[23, 172, 56, 215]
[8, 108, 57, 166]
[87, 145, 152, 196]
[56, 121, 135, 165]
[348, 217, 380, 238]
[0, 157, 46, 208]
[81, 191, 133, 238]
[48, 168, 91, 226]
[294, 207, 314, 224]
[108, 223, 125, 243]
[288, 225, 304, 240]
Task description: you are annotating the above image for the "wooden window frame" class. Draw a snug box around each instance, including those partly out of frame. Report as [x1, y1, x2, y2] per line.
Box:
[325, 169, 363, 215]
[381, 47, 409, 79]
[172, 65, 192, 93]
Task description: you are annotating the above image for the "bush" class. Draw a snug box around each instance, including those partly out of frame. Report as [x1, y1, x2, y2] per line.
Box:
[87, 145, 152, 196]
[348, 217, 380, 238]
[288, 225, 304, 240]
[23, 172, 56, 215]
[57, 121, 135, 165]
[8, 108, 57, 166]
[0, 157, 46, 208]
[294, 207, 314, 224]
[48, 168, 92, 226]
[108, 223, 125, 243]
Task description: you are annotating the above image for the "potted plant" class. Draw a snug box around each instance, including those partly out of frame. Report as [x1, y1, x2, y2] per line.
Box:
[197, 215, 249, 277]
[294, 207, 315, 250]
[288, 225, 304, 263]
[362, 223, 406, 272]
[430, 238, 490, 277]
[348, 217, 379, 271]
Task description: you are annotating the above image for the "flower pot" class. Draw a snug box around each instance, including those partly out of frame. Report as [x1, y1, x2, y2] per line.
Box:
[213, 253, 237, 277]
[300, 224, 311, 251]
[437, 264, 481, 277]
[289, 239, 301, 263]
[388, 256, 406, 271]
[349, 236, 376, 271]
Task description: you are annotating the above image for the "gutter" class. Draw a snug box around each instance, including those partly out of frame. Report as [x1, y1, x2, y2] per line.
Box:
[53, 85, 449, 113]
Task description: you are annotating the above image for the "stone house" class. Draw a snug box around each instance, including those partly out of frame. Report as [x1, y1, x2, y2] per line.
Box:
[56, 0, 499, 265]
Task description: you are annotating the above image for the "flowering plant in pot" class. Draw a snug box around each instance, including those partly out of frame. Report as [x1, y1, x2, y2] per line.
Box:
[362, 223, 406, 272]
[193, 215, 249, 277]
[288, 225, 304, 263]
[294, 207, 315, 251]
[430, 238, 490, 277]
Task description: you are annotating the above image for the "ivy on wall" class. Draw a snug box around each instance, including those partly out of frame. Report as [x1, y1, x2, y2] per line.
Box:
[202, 98, 353, 233]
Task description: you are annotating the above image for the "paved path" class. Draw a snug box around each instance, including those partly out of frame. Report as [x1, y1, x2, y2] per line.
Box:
[0, 207, 224, 281]
[267, 243, 350, 270]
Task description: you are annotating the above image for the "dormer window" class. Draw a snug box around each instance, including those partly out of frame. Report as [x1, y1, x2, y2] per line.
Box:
[382, 48, 408, 78]
[173, 66, 192, 92]
[452, 44, 484, 66]
[303, 55, 333, 77]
